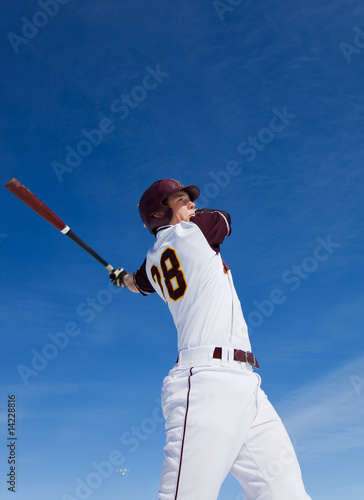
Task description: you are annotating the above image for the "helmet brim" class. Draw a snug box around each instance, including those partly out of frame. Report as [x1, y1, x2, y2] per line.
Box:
[163, 184, 200, 204]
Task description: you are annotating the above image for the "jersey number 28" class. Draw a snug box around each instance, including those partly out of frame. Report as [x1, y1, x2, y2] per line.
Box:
[151, 247, 187, 302]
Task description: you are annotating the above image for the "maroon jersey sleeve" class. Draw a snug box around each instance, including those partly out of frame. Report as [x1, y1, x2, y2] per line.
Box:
[191, 209, 231, 252]
[134, 259, 156, 296]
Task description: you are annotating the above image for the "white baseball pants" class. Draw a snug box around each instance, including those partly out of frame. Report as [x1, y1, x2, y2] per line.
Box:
[158, 346, 311, 500]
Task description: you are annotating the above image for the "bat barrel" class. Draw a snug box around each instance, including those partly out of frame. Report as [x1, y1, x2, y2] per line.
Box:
[5, 178, 115, 272]
[5, 178, 67, 232]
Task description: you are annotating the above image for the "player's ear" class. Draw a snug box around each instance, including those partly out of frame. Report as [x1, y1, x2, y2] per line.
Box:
[153, 211, 165, 219]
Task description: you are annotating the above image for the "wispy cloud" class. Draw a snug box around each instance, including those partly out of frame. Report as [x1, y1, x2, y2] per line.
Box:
[278, 355, 364, 457]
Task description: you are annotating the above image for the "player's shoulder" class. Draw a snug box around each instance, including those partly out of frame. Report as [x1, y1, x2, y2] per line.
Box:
[189, 209, 231, 250]
[191, 209, 231, 233]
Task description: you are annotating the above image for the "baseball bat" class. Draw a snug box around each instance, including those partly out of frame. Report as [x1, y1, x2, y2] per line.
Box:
[5, 178, 114, 272]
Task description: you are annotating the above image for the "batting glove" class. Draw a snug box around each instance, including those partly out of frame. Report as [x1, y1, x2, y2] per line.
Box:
[109, 268, 128, 287]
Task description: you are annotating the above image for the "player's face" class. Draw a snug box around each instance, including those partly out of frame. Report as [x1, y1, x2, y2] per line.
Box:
[166, 190, 196, 225]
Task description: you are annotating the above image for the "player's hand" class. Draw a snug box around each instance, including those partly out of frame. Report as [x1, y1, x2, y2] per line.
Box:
[109, 268, 128, 287]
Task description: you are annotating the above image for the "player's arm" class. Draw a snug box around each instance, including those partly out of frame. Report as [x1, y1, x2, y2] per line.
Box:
[194, 208, 231, 226]
[123, 272, 140, 293]
[191, 209, 231, 251]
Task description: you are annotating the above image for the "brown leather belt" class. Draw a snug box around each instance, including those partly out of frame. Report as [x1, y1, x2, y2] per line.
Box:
[213, 347, 260, 369]
[176, 347, 259, 368]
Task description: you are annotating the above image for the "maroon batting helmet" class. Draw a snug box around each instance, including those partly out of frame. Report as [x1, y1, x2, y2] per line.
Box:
[139, 179, 200, 234]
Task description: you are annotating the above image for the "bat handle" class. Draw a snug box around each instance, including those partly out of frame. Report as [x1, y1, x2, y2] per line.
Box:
[63, 227, 115, 272]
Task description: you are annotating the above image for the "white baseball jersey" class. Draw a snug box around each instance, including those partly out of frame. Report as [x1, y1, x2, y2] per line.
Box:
[134, 210, 251, 352]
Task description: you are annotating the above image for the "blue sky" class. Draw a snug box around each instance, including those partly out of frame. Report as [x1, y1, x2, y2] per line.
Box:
[1, 0, 364, 498]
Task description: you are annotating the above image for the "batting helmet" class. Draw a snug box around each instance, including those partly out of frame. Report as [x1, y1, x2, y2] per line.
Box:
[139, 179, 200, 234]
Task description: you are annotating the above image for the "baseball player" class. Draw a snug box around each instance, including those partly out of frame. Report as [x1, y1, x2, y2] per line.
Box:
[110, 179, 312, 500]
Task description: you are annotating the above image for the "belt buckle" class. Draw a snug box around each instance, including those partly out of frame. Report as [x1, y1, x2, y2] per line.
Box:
[245, 351, 256, 368]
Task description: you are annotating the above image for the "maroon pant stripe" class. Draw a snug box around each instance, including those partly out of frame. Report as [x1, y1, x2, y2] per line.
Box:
[174, 367, 193, 500]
